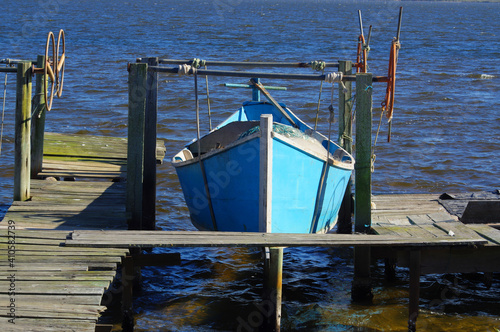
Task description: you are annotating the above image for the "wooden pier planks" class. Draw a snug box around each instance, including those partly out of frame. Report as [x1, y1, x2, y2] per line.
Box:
[0, 230, 128, 331]
[0, 132, 142, 330]
[2, 179, 127, 230]
[370, 194, 500, 275]
[39, 132, 166, 180]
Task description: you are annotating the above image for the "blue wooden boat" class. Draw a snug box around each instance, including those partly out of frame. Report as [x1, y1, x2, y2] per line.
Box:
[172, 87, 354, 233]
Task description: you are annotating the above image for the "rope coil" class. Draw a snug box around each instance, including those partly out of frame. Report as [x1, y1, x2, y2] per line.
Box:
[191, 58, 206, 69]
[323, 71, 343, 84]
[310, 60, 326, 71]
[178, 64, 196, 76]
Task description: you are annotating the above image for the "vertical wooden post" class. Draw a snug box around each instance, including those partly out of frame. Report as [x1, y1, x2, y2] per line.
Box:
[259, 114, 273, 233]
[352, 73, 373, 301]
[14, 61, 32, 201]
[31, 55, 47, 178]
[121, 255, 135, 332]
[354, 73, 373, 233]
[127, 63, 147, 230]
[337, 60, 353, 234]
[141, 57, 159, 230]
[268, 247, 283, 332]
[408, 250, 421, 332]
[259, 114, 282, 331]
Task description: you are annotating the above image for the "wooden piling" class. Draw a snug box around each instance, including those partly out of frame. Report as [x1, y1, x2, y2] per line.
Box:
[31, 55, 47, 178]
[127, 63, 147, 230]
[337, 60, 353, 234]
[267, 247, 283, 332]
[352, 73, 373, 301]
[259, 114, 283, 331]
[408, 250, 421, 332]
[121, 255, 135, 332]
[14, 61, 32, 201]
[354, 73, 373, 233]
[141, 57, 159, 230]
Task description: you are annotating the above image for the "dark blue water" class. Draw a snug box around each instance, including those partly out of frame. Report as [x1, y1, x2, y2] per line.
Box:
[1, 1, 499, 330]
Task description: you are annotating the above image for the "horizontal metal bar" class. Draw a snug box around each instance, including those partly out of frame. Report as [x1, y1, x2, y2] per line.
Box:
[0, 58, 37, 65]
[0, 67, 17, 73]
[148, 66, 388, 83]
[147, 58, 339, 68]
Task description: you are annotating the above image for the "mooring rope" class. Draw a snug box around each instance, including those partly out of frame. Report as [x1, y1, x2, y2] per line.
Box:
[371, 107, 385, 172]
[191, 58, 206, 69]
[313, 66, 325, 131]
[178, 64, 196, 76]
[187, 59, 212, 131]
[204, 65, 212, 131]
[0, 72, 7, 157]
[310, 60, 326, 71]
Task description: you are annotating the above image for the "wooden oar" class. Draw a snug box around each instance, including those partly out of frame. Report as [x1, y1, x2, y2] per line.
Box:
[249, 78, 298, 128]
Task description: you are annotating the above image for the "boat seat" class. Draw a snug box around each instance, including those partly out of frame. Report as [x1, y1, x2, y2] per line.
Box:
[188, 121, 260, 156]
[172, 149, 194, 163]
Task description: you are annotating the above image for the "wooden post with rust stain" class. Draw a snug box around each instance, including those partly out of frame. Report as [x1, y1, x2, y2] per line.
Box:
[14, 61, 32, 201]
[31, 55, 47, 178]
[141, 57, 159, 230]
[337, 60, 353, 234]
[269, 247, 283, 331]
[127, 63, 147, 230]
[259, 114, 283, 331]
[352, 73, 373, 301]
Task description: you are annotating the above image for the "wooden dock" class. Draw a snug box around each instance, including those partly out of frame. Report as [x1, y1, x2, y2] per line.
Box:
[0, 229, 128, 331]
[0, 132, 165, 331]
[62, 193, 500, 332]
[2, 57, 499, 332]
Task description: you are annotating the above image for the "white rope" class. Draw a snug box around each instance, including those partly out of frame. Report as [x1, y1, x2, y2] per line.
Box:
[178, 64, 196, 76]
[324, 71, 343, 84]
[324, 71, 348, 94]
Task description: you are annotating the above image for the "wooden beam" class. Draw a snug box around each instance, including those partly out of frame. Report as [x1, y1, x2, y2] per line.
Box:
[66, 230, 487, 248]
[259, 114, 273, 233]
[127, 63, 147, 230]
[141, 57, 159, 230]
[352, 73, 373, 301]
[408, 250, 421, 332]
[337, 60, 353, 234]
[14, 61, 32, 201]
[131, 253, 181, 267]
[31, 55, 47, 178]
[354, 73, 373, 232]
[264, 247, 283, 332]
[121, 256, 134, 332]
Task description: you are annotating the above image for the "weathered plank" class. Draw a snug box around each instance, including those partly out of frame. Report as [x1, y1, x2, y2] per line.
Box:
[66, 230, 487, 248]
[0, 317, 96, 332]
[466, 224, 500, 246]
[433, 222, 483, 239]
[44, 132, 165, 163]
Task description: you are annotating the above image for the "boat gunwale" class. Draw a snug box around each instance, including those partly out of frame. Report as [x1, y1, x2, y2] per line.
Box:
[171, 129, 354, 171]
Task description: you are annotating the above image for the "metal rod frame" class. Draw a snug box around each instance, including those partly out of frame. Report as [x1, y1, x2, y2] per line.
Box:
[147, 65, 388, 83]
[141, 58, 340, 68]
[0, 67, 18, 73]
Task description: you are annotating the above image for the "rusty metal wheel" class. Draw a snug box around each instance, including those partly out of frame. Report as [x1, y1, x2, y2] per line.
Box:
[56, 29, 65, 98]
[44, 31, 56, 111]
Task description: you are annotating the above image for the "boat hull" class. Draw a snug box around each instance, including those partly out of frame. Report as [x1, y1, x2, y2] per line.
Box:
[173, 117, 353, 233]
